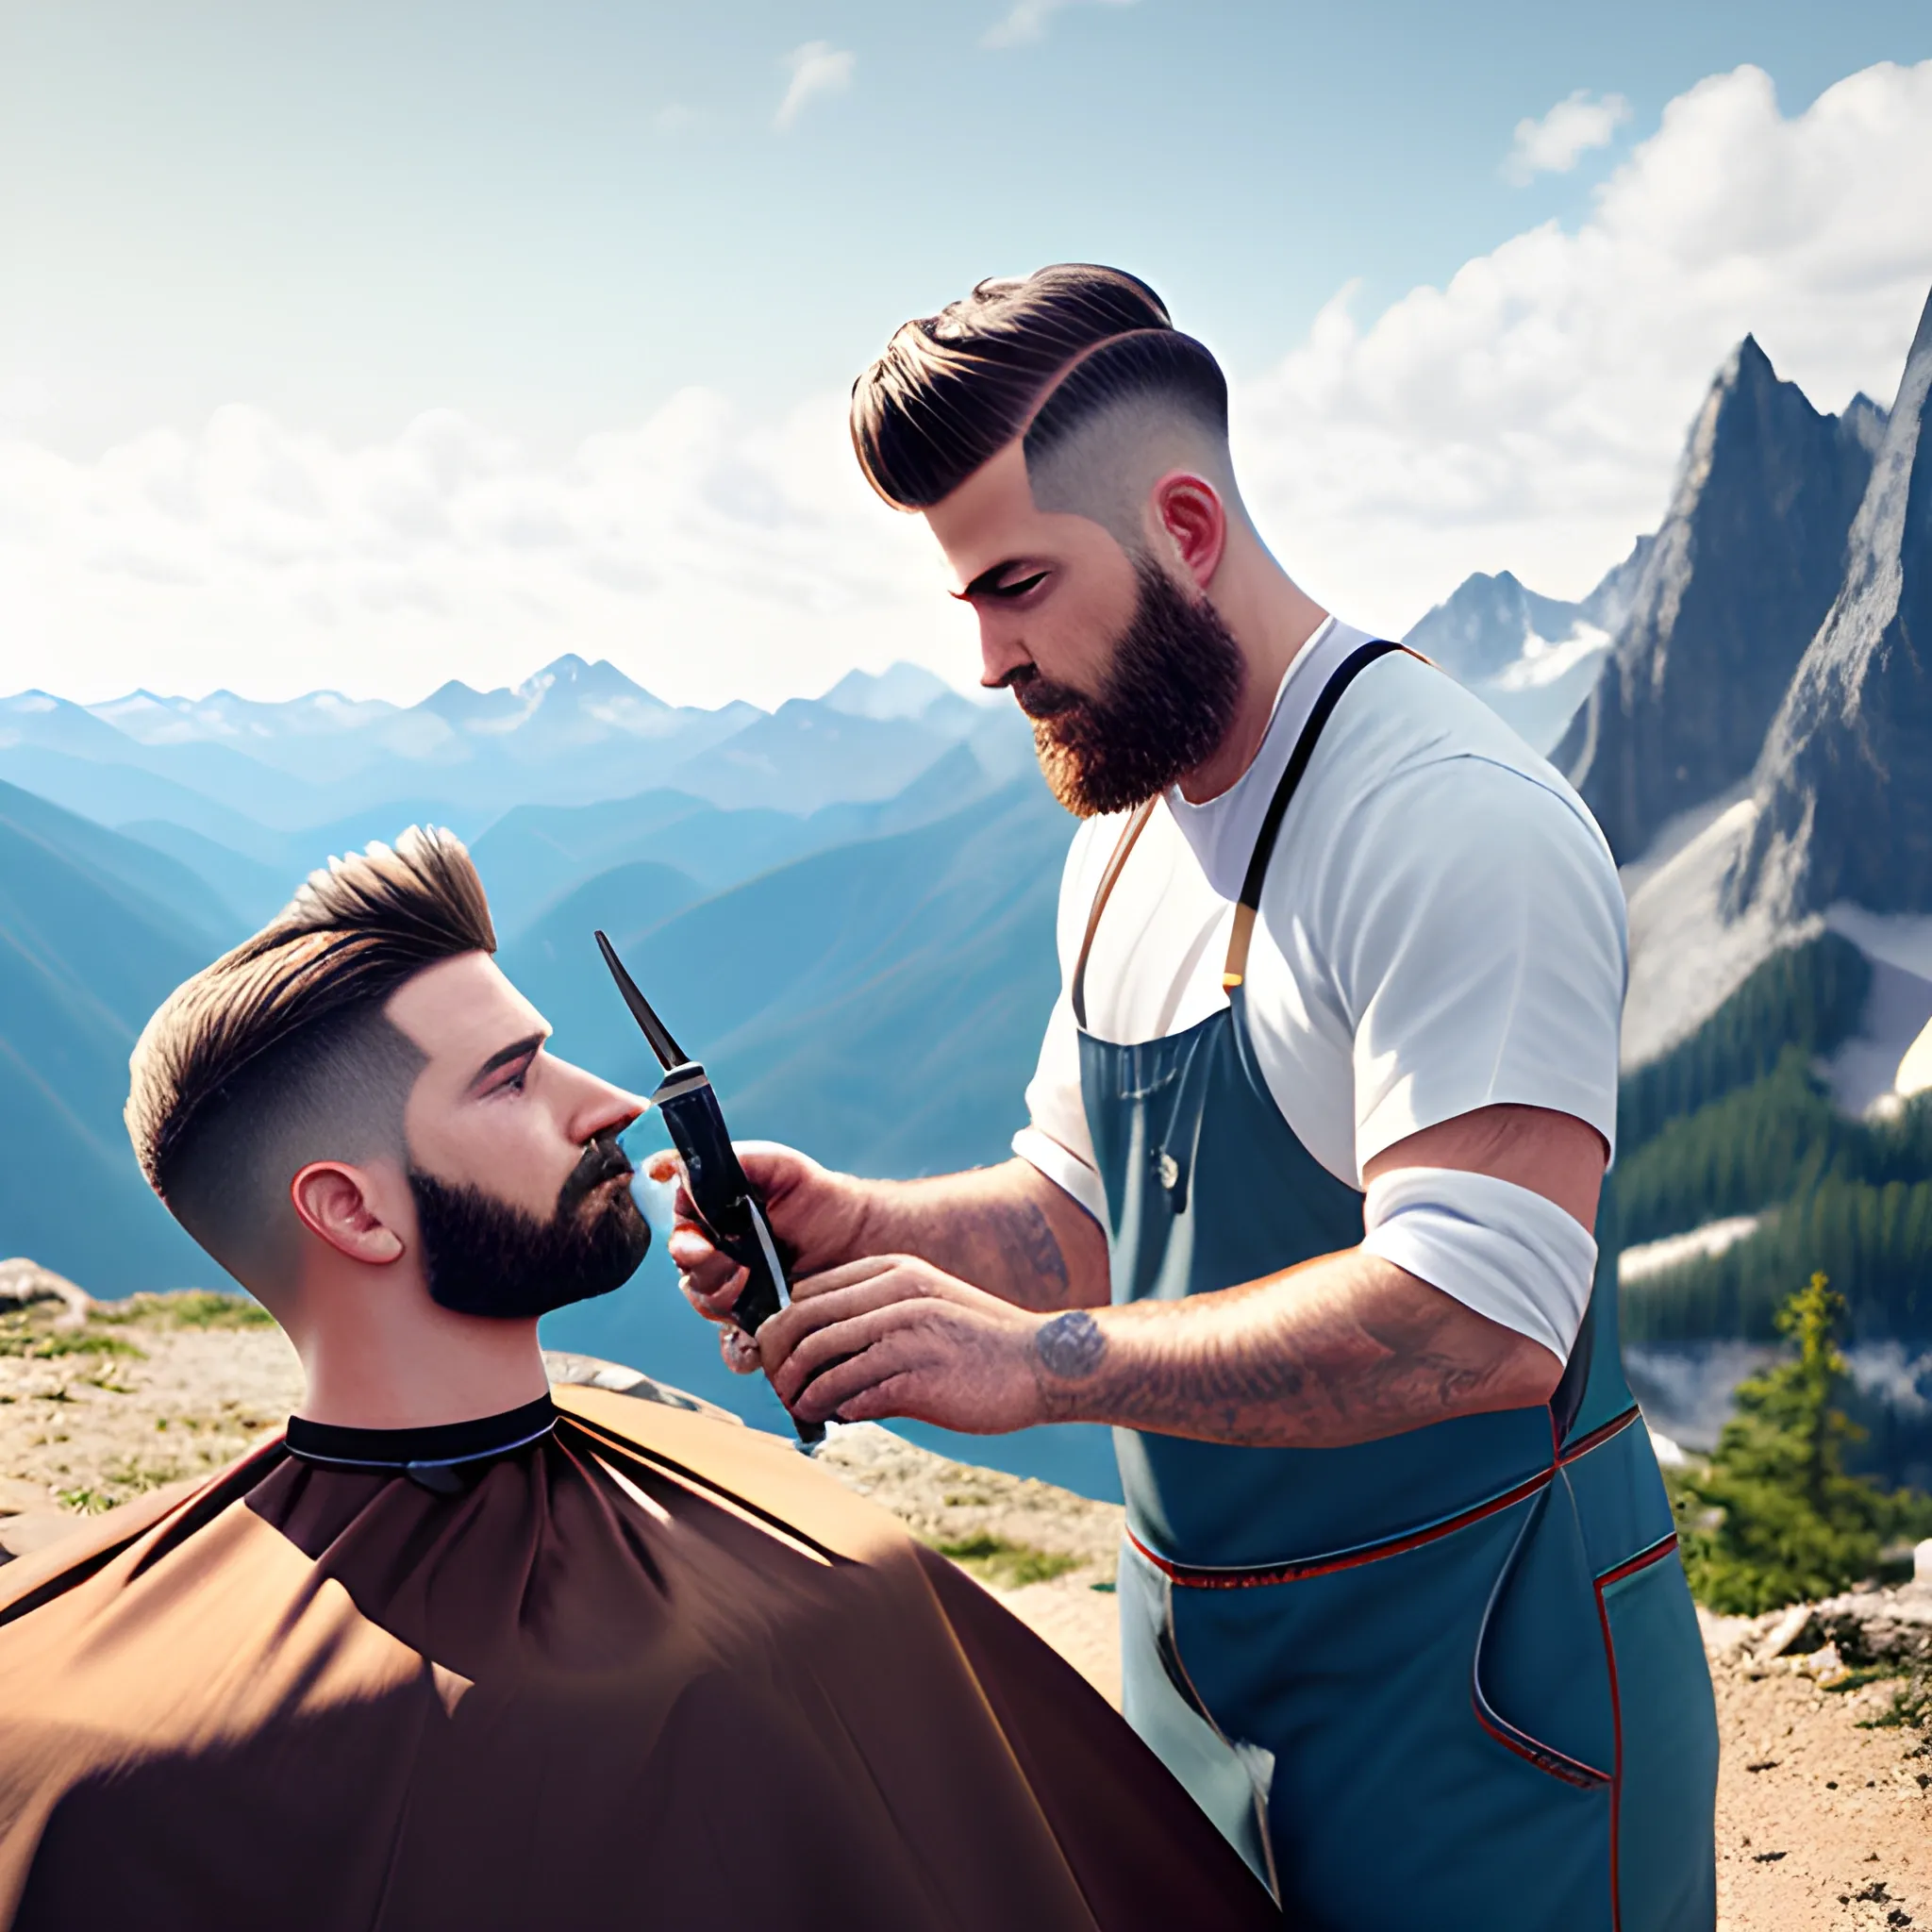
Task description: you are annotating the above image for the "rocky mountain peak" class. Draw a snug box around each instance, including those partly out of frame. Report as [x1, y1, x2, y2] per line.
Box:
[1557, 335, 1877, 862]
[1730, 287, 1932, 920]
[1405, 570, 1588, 684]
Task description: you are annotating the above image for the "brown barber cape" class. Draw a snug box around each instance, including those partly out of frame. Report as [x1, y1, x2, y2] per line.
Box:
[0, 1385, 1277, 1929]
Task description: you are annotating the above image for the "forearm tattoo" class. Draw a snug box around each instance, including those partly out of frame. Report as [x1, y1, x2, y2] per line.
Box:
[1029, 1267, 1548, 1446]
[1035, 1309, 1107, 1380]
[999, 1198, 1072, 1309]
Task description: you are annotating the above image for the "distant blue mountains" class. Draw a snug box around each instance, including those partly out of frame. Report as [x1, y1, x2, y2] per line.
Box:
[7, 290, 1932, 1494]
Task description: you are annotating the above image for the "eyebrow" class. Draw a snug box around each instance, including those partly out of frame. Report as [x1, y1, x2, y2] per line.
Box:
[470, 1030, 548, 1091]
[954, 559, 1033, 602]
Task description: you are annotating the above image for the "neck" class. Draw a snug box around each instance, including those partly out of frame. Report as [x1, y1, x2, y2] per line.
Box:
[1175, 537, 1328, 805]
[283, 1263, 551, 1430]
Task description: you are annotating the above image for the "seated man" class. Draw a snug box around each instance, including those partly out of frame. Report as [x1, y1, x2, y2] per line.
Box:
[0, 828, 1275, 1932]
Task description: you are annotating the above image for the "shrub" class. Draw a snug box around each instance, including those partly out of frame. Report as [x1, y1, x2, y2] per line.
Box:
[1673, 1273, 1932, 1612]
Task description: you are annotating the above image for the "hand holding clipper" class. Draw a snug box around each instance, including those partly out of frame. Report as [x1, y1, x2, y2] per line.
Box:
[594, 932, 824, 1449]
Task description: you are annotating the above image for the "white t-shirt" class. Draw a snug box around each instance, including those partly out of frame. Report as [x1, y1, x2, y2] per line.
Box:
[1012, 618, 1628, 1351]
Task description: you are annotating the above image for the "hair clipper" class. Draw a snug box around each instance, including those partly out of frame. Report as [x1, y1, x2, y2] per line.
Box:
[593, 932, 823, 1449]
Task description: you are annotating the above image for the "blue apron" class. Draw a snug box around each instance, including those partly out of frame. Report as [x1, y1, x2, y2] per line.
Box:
[1074, 641, 1718, 1929]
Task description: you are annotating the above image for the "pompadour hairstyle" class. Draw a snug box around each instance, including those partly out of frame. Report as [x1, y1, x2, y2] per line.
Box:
[850, 263, 1229, 511]
[126, 827, 495, 1279]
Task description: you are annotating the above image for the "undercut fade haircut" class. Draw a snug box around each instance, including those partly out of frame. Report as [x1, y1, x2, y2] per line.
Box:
[852, 263, 1236, 510]
[126, 827, 495, 1289]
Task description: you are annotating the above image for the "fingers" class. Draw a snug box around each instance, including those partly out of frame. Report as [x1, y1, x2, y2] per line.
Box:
[672, 1231, 746, 1309]
[683, 1266, 749, 1329]
[786, 1255, 905, 1301]
[826, 1374, 924, 1425]
[766, 1296, 912, 1407]
[759, 1267, 934, 1388]
[788, 1330, 923, 1424]
[720, 1325, 761, 1375]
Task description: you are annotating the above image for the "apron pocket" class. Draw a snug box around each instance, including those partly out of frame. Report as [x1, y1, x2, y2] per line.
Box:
[1598, 1541, 1718, 1932]
[1472, 1482, 1617, 1788]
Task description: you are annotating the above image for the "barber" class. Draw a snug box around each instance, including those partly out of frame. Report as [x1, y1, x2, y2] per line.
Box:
[659, 265, 1717, 1930]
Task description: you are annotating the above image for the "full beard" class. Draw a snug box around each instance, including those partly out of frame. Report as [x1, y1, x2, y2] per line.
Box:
[409, 1130, 652, 1321]
[1019, 558, 1246, 818]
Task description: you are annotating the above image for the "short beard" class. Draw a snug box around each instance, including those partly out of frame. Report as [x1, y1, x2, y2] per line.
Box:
[408, 1130, 651, 1321]
[1016, 558, 1246, 818]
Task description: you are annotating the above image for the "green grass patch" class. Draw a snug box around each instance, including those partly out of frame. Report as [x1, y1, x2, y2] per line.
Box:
[933, 1533, 1080, 1590]
[56, 1487, 117, 1515]
[30, 1332, 144, 1360]
[114, 1291, 275, 1329]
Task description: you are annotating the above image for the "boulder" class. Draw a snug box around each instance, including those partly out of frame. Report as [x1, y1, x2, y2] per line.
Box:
[0, 1259, 92, 1330]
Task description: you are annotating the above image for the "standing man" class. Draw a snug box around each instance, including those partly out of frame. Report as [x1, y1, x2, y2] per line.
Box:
[665, 265, 1717, 1928]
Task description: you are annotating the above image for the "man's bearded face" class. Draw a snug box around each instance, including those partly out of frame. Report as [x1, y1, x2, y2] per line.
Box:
[409, 1129, 650, 1320]
[1013, 558, 1246, 818]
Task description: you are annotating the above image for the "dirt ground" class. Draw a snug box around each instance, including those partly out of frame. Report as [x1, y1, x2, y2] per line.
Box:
[4, 1297, 1928, 1926]
[1701, 1614, 1932, 1932]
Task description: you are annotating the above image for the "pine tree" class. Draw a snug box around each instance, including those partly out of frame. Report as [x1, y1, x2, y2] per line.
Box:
[1673, 1274, 1929, 1612]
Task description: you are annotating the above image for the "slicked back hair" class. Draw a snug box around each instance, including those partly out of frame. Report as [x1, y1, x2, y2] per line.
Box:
[126, 827, 496, 1290]
[850, 263, 1229, 513]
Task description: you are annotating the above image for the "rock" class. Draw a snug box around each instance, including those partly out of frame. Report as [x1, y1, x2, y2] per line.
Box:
[0, 1259, 92, 1330]
[1757, 1601, 1820, 1662]
[1915, 1539, 1932, 1589]
[1810, 1582, 1932, 1668]
[541, 1351, 739, 1424]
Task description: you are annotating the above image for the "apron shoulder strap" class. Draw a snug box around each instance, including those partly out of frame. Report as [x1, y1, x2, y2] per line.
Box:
[1071, 796, 1159, 1029]
[1222, 639, 1409, 990]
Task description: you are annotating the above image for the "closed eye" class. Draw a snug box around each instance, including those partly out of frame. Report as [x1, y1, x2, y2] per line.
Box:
[957, 562, 1053, 604]
[987, 571, 1049, 600]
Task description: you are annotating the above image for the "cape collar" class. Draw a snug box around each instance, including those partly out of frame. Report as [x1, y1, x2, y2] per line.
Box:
[285, 1393, 558, 1492]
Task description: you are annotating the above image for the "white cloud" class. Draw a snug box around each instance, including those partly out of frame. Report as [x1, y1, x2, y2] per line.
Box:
[1504, 89, 1631, 184]
[1236, 60, 1932, 637]
[4, 60, 1930, 709]
[983, 0, 1132, 51]
[0, 394, 968, 708]
[774, 42, 855, 131]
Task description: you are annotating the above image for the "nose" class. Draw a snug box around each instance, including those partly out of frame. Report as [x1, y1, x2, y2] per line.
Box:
[555, 1056, 644, 1146]
[976, 612, 1033, 691]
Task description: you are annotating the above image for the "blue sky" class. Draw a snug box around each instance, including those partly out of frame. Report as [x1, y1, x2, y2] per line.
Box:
[3, 2, 1930, 705]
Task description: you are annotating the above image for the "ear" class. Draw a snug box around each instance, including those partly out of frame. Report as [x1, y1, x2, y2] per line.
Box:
[1148, 473, 1227, 589]
[290, 1162, 406, 1267]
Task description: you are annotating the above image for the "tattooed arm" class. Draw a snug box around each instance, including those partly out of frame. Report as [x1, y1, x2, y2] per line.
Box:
[846, 1159, 1108, 1314]
[755, 1105, 1589, 1446]
[758, 1247, 1557, 1446]
[648, 1145, 1108, 1374]
[1019, 1253, 1559, 1444]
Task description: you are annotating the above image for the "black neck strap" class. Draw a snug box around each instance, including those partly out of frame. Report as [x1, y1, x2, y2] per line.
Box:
[285, 1393, 558, 1476]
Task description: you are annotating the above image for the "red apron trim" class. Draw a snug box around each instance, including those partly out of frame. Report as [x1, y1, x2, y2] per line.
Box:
[1596, 1530, 1679, 1591]
[1591, 1530, 1677, 1928]
[1129, 1405, 1643, 1591]
[1470, 1693, 1613, 1790]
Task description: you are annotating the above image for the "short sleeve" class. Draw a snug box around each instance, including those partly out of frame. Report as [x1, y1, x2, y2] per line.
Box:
[1012, 988, 1108, 1225]
[1307, 755, 1627, 1173]
[1011, 820, 1109, 1226]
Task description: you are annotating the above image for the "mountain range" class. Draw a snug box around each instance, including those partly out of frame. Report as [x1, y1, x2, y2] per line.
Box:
[5, 285, 1932, 1495]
